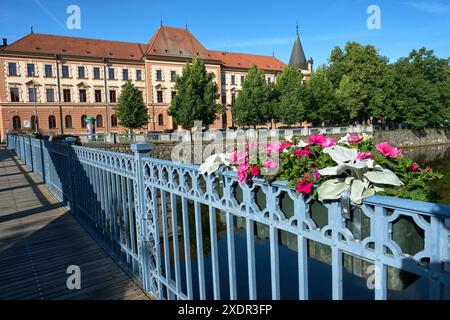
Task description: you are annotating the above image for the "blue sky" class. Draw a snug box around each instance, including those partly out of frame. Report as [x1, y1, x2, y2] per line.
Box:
[1, 0, 449, 66]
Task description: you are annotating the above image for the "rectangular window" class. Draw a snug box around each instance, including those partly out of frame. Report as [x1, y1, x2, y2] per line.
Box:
[221, 94, 226, 104]
[136, 69, 142, 81]
[93, 67, 101, 79]
[27, 63, 35, 77]
[63, 89, 71, 102]
[46, 88, 55, 102]
[10, 88, 19, 102]
[29, 87, 37, 102]
[122, 69, 129, 80]
[170, 70, 176, 82]
[171, 91, 176, 100]
[241, 75, 245, 85]
[45, 64, 53, 77]
[109, 90, 116, 103]
[61, 65, 69, 78]
[231, 92, 236, 104]
[156, 70, 162, 81]
[221, 74, 226, 85]
[79, 89, 87, 102]
[267, 77, 272, 83]
[108, 68, 115, 80]
[78, 66, 85, 79]
[157, 90, 163, 103]
[231, 75, 235, 85]
[95, 90, 102, 103]
[8, 62, 17, 76]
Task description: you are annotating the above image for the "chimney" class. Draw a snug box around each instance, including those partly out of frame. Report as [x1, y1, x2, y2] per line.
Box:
[2, 38, 7, 47]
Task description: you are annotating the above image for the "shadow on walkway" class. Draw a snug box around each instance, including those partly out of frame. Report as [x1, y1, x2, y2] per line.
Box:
[0, 145, 149, 300]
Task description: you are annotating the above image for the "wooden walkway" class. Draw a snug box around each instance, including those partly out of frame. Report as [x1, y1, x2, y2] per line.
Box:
[0, 145, 149, 300]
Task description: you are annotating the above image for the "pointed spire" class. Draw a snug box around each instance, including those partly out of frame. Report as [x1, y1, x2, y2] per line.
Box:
[289, 22, 308, 70]
[30, 26, 34, 34]
[185, 23, 188, 30]
[160, 19, 163, 27]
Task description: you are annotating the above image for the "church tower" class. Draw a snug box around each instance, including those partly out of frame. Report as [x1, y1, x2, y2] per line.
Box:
[289, 23, 313, 79]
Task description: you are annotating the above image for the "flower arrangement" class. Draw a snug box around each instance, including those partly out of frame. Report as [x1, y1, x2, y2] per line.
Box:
[199, 133, 442, 204]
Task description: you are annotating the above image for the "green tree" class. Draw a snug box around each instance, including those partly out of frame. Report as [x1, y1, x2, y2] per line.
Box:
[390, 48, 450, 128]
[275, 65, 304, 126]
[302, 66, 341, 126]
[232, 65, 273, 128]
[114, 80, 148, 133]
[328, 42, 391, 123]
[168, 57, 221, 130]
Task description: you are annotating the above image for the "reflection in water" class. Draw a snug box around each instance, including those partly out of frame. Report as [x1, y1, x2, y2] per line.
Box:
[157, 189, 448, 300]
[403, 144, 450, 205]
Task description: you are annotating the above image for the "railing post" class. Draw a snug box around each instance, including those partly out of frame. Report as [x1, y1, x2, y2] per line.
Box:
[66, 137, 77, 215]
[131, 142, 157, 296]
[28, 135, 33, 172]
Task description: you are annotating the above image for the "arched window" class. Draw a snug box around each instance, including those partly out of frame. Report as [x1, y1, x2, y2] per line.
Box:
[96, 115, 103, 128]
[48, 115, 56, 129]
[65, 115, 72, 129]
[31, 115, 39, 130]
[158, 114, 164, 126]
[12, 116, 21, 130]
[81, 115, 87, 128]
[111, 115, 118, 127]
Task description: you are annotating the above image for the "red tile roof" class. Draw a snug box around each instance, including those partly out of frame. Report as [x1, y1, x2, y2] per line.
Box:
[1, 33, 148, 60]
[1, 27, 285, 71]
[145, 26, 208, 57]
[207, 50, 285, 71]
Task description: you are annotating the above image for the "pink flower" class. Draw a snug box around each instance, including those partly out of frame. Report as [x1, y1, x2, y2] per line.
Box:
[263, 158, 278, 169]
[308, 134, 327, 146]
[376, 141, 402, 159]
[228, 150, 246, 164]
[322, 138, 336, 148]
[296, 181, 313, 195]
[347, 135, 363, 144]
[355, 152, 374, 161]
[250, 165, 260, 177]
[294, 148, 310, 158]
[409, 163, 420, 172]
[424, 166, 432, 172]
[237, 164, 250, 184]
[266, 142, 282, 154]
[313, 170, 321, 182]
[280, 142, 294, 152]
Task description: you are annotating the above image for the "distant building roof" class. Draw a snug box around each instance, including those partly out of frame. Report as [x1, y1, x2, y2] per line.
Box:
[207, 50, 285, 71]
[145, 26, 208, 58]
[289, 27, 308, 70]
[1, 33, 148, 60]
[1, 26, 285, 71]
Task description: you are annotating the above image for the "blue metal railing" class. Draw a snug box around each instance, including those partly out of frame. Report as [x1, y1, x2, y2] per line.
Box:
[5, 133, 450, 300]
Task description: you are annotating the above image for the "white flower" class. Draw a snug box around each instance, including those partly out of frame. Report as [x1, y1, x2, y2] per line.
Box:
[318, 145, 403, 204]
[297, 140, 309, 148]
[284, 134, 293, 142]
[199, 153, 230, 175]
